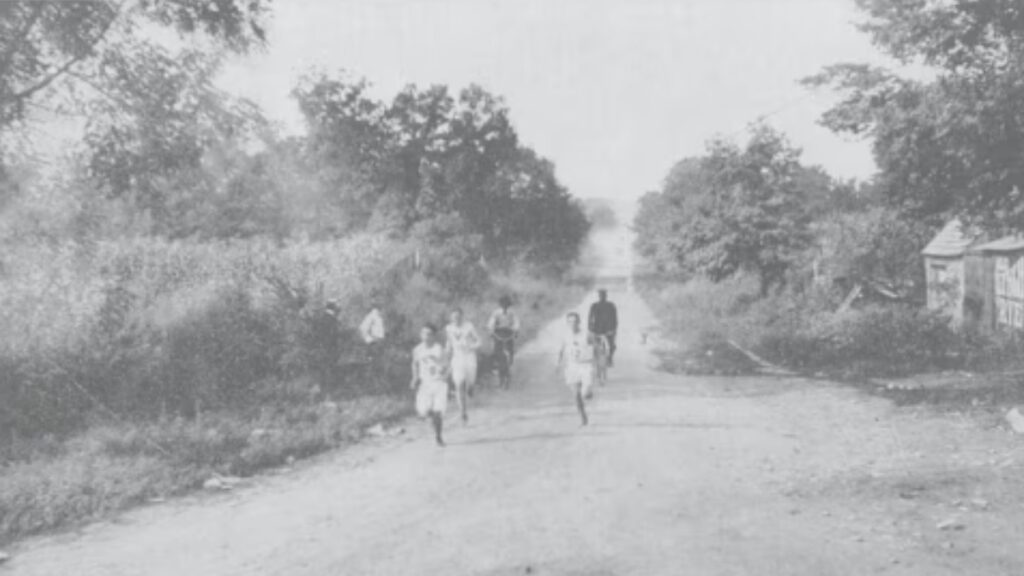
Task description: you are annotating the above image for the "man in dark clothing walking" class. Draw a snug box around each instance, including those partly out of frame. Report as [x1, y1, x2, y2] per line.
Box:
[588, 289, 618, 367]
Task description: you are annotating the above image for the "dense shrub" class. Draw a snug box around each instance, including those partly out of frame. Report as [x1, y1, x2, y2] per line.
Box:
[760, 305, 960, 378]
[640, 273, 994, 379]
[0, 234, 405, 442]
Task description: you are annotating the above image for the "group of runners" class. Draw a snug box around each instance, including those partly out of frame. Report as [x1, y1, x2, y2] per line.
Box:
[410, 290, 619, 446]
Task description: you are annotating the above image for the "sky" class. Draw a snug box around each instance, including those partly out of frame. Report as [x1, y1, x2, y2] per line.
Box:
[221, 0, 889, 201]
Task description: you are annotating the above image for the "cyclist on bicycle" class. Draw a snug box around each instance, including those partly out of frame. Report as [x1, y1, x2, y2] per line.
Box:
[487, 295, 520, 376]
[588, 289, 618, 367]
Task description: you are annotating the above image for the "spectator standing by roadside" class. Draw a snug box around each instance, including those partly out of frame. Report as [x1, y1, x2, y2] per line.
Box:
[359, 299, 387, 387]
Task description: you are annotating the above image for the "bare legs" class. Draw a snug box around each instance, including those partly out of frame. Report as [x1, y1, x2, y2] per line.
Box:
[429, 412, 444, 446]
[575, 385, 589, 426]
[454, 384, 469, 425]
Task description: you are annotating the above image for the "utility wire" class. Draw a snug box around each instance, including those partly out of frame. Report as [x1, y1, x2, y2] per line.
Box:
[719, 90, 821, 141]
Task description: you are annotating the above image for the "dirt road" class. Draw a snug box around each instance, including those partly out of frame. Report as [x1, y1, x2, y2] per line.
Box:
[8, 226, 1024, 575]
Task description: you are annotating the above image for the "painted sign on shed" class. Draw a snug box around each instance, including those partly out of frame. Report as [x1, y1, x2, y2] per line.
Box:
[972, 237, 1024, 333]
[994, 254, 1024, 329]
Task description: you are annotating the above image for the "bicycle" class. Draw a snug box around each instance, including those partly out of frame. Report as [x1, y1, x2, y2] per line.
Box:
[593, 332, 610, 386]
[490, 329, 516, 389]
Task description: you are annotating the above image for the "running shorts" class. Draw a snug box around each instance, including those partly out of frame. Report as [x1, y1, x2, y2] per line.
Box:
[416, 378, 449, 416]
[451, 353, 478, 389]
[564, 362, 594, 396]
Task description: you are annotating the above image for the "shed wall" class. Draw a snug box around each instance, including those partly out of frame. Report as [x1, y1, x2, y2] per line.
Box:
[925, 256, 965, 325]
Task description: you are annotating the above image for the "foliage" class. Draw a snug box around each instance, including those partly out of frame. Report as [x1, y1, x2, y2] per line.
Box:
[634, 125, 817, 296]
[0, 0, 269, 130]
[83, 48, 268, 236]
[811, 207, 931, 299]
[804, 0, 1024, 231]
[640, 273, 975, 380]
[292, 72, 589, 271]
[0, 394, 408, 544]
[760, 305, 961, 378]
[0, 235, 403, 437]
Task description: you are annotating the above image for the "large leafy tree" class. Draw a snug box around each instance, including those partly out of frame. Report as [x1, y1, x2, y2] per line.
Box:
[805, 0, 1024, 231]
[83, 47, 266, 236]
[635, 125, 816, 296]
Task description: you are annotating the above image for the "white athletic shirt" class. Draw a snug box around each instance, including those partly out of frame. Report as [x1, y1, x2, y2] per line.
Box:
[359, 309, 385, 344]
[446, 322, 481, 356]
[563, 330, 595, 364]
[414, 342, 446, 382]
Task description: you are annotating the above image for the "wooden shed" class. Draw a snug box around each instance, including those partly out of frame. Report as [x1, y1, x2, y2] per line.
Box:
[922, 220, 982, 326]
[967, 237, 1024, 334]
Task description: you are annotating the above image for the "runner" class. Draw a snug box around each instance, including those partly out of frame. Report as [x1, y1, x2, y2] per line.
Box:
[487, 295, 520, 387]
[557, 312, 597, 426]
[411, 324, 450, 447]
[445, 307, 482, 424]
[588, 289, 618, 367]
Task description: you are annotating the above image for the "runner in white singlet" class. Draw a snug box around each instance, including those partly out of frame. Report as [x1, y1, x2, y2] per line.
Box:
[445, 308, 481, 424]
[411, 324, 449, 446]
[557, 312, 596, 426]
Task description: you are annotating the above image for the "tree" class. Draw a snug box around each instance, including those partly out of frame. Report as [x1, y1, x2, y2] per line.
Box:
[0, 0, 269, 130]
[292, 71, 588, 269]
[634, 126, 815, 296]
[83, 46, 267, 236]
[805, 0, 1024, 232]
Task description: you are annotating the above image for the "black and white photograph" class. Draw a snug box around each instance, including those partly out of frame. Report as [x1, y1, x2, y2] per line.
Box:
[1, 0, 1024, 574]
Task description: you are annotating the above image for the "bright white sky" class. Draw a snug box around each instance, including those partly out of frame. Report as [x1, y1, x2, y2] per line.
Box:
[222, 0, 888, 201]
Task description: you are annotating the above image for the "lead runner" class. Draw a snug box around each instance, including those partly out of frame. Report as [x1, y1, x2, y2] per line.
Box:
[557, 312, 596, 426]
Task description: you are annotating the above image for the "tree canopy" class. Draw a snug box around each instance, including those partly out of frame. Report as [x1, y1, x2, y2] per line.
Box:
[292, 72, 588, 271]
[0, 0, 269, 129]
[805, 0, 1024, 232]
[635, 125, 819, 296]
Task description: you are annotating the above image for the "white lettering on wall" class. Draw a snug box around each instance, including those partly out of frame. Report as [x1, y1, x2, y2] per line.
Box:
[995, 256, 1024, 330]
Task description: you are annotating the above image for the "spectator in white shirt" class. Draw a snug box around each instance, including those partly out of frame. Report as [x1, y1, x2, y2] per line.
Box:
[359, 300, 386, 344]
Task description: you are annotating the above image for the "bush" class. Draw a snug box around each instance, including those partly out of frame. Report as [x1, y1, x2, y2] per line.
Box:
[0, 234, 406, 442]
[760, 305, 960, 378]
[640, 273, 982, 379]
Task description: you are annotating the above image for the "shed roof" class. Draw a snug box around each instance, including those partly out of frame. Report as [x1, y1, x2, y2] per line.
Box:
[972, 236, 1024, 253]
[922, 219, 981, 257]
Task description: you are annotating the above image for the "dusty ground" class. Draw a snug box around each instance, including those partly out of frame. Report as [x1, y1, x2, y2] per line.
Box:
[6, 227, 1024, 575]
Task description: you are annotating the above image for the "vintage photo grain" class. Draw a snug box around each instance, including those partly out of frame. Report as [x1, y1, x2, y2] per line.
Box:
[1, 0, 1023, 574]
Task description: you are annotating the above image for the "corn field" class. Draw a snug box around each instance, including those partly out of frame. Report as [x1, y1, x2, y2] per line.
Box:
[0, 233, 410, 444]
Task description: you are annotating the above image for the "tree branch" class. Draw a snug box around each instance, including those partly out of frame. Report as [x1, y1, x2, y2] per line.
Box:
[3, 1, 125, 105]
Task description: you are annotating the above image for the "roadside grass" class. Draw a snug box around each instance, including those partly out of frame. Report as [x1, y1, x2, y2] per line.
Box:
[0, 386, 409, 544]
[850, 372, 1024, 417]
[653, 331, 761, 377]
